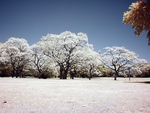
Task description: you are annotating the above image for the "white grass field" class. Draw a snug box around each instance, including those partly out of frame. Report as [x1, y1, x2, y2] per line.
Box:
[0, 77, 150, 113]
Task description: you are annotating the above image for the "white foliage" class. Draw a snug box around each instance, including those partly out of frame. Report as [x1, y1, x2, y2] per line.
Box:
[39, 31, 101, 78]
[75, 45, 102, 76]
[0, 37, 31, 77]
[30, 43, 55, 75]
[40, 31, 89, 64]
[101, 46, 147, 76]
[5, 37, 29, 52]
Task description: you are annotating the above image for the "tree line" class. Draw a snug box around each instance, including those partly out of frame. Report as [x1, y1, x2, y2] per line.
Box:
[0, 31, 149, 80]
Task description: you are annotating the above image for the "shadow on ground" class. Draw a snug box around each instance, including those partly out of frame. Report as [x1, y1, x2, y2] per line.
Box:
[125, 81, 150, 84]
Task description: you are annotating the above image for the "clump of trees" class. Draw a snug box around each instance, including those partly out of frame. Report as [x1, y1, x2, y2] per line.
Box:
[0, 31, 149, 80]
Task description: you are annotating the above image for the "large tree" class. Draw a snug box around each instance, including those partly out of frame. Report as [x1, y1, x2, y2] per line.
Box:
[123, 0, 150, 45]
[40, 31, 89, 79]
[0, 37, 31, 78]
[100, 46, 147, 80]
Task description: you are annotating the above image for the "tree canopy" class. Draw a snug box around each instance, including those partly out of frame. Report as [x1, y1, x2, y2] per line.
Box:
[123, 0, 150, 45]
[0, 37, 31, 78]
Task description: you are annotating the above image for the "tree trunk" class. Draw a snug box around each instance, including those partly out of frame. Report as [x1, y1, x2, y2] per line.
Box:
[60, 74, 63, 79]
[63, 75, 67, 79]
[12, 71, 15, 78]
[114, 71, 118, 80]
[70, 72, 74, 79]
[89, 68, 92, 80]
[89, 77, 91, 80]
[129, 74, 131, 81]
[16, 70, 19, 78]
[60, 71, 67, 79]
[12, 68, 15, 78]
[63, 70, 68, 79]
[59, 66, 64, 79]
[114, 75, 117, 80]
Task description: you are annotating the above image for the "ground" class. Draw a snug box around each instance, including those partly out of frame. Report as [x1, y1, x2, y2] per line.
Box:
[0, 77, 150, 113]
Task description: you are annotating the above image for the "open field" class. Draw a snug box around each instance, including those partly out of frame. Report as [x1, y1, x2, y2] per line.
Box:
[0, 77, 150, 113]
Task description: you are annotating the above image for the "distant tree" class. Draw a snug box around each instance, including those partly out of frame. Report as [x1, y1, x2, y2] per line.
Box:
[123, 0, 150, 45]
[124, 66, 142, 80]
[0, 37, 31, 78]
[138, 64, 150, 77]
[100, 46, 147, 80]
[145, 64, 150, 77]
[39, 31, 90, 79]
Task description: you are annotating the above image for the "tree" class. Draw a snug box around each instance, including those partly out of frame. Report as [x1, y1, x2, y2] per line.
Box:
[135, 63, 150, 77]
[0, 43, 11, 77]
[30, 43, 55, 78]
[40, 31, 89, 79]
[76, 46, 101, 80]
[123, 0, 150, 45]
[100, 46, 147, 80]
[0, 37, 31, 78]
[124, 66, 142, 80]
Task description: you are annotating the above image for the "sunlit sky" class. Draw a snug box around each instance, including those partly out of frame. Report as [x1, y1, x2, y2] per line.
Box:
[0, 0, 149, 63]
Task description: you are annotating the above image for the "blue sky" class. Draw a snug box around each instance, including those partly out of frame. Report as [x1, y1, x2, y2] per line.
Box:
[0, 0, 150, 63]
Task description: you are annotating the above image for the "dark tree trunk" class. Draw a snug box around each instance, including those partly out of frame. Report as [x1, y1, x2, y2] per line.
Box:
[60, 71, 67, 79]
[59, 62, 69, 79]
[89, 77, 91, 80]
[60, 74, 63, 79]
[12, 67, 15, 78]
[63, 70, 68, 79]
[114, 71, 118, 80]
[89, 68, 92, 80]
[114, 75, 117, 80]
[89, 73, 92, 80]
[59, 65, 64, 79]
[12, 71, 15, 78]
[128, 74, 130, 81]
[70, 71, 75, 79]
[63, 74, 67, 79]
[14, 71, 18, 78]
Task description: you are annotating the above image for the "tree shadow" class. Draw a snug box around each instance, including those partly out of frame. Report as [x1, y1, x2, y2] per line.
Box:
[125, 81, 150, 84]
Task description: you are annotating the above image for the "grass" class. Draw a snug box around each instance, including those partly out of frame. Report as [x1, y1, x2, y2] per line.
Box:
[0, 77, 150, 113]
